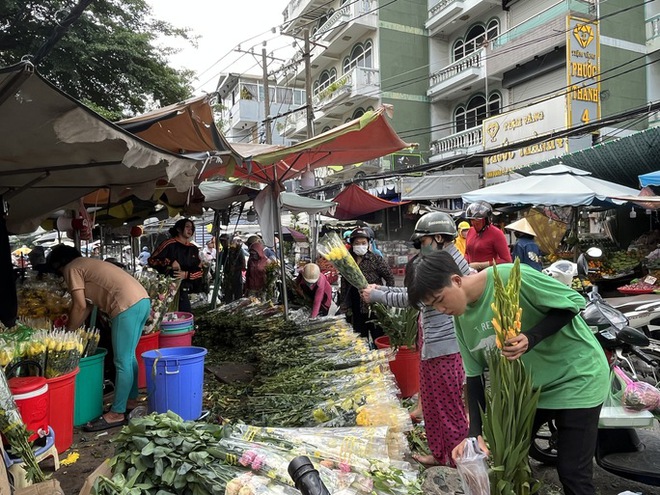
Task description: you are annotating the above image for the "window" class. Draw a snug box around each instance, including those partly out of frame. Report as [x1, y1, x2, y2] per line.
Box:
[314, 69, 337, 94]
[276, 87, 293, 105]
[312, 9, 334, 35]
[455, 106, 466, 132]
[352, 108, 366, 120]
[452, 20, 498, 62]
[454, 92, 501, 131]
[488, 92, 501, 116]
[486, 19, 499, 41]
[343, 41, 373, 73]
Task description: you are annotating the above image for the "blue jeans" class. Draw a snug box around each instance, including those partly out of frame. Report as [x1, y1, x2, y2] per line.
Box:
[110, 298, 150, 414]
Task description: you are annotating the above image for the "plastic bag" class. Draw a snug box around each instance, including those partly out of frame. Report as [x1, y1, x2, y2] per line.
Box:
[612, 365, 660, 412]
[456, 437, 490, 495]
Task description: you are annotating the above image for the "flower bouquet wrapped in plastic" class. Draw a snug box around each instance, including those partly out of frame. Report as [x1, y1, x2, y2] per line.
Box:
[319, 233, 368, 290]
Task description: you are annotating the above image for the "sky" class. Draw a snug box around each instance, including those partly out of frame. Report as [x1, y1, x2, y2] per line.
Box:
[147, 0, 296, 96]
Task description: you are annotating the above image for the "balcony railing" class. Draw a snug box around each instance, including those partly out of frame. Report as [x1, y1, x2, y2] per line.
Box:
[313, 66, 379, 107]
[313, 0, 376, 43]
[648, 15, 660, 41]
[429, 0, 461, 18]
[430, 127, 483, 156]
[429, 48, 483, 87]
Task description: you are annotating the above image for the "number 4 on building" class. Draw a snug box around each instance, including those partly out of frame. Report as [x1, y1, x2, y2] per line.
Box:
[581, 108, 590, 124]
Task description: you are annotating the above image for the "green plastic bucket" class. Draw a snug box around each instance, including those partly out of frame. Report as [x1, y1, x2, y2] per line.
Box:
[74, 348, 107, 426]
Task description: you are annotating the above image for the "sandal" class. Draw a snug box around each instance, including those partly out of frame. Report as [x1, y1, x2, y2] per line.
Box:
[82, 414, 127, 432]
[412, 453, 441, 468]
[410, 413, 423, 424]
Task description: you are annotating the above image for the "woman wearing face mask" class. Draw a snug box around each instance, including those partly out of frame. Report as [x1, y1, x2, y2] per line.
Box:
[361, 211, 471, 466]
[339, 228, 394, 342]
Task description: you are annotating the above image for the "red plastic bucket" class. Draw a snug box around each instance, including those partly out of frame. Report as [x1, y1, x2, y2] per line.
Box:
[46, 367, 78, 454]
[8, 377, 49, 442]
[374, 336, 420, 398]
[136, 331, 161, 389]
[159, 331, 195, 348]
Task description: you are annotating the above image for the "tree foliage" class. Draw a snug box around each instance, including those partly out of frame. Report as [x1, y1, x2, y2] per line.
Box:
[0, 0, 197, 119]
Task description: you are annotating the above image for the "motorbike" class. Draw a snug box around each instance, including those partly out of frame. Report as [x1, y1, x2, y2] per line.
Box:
[534, 252, 660, 486]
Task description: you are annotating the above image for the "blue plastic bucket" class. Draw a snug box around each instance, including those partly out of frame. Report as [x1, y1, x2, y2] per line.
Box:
[142, 347, 207, 420]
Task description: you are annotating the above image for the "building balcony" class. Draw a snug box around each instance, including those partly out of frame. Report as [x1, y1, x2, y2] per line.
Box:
[278, 110, 308, 140]
[312, 0, 377, 45]
[429, 127, 483, 161]
[648, 15, 660, 53]
[487, 0, 595, 76]
[428, 48, 485, 101]
[426, 0, 499, 38]
[313, 66, 379, 109]
[227, 99, 261, 131]
[281, 0, 328, 33]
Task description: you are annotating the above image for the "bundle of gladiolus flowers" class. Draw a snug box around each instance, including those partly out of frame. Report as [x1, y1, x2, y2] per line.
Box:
[482, 259, 541, 494]
[318, 233, 368, 290]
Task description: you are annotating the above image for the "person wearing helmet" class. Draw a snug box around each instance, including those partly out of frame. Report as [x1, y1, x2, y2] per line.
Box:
[137, 246, 151, 267]
[454, 221, 470, 256]
[505, 218, 543, 271]
[295, 262, 334, 318]
[405, 250, 609, 494]
[339, 228, 394, 342]
[360, 211, 470, 466]
[362, 225, 384, 257]
[464, 201, 511, 270]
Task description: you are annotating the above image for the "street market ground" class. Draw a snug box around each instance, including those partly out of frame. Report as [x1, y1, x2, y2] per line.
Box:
[42, 366, 660, 495]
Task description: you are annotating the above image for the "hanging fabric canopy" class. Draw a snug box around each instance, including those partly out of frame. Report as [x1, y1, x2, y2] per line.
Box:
[199, 106, 412, 184]
[331, 184, 409, 221]
[0, 62, 200, 233]
[253, 184, 337, 246]
[462, 164, 640, 207]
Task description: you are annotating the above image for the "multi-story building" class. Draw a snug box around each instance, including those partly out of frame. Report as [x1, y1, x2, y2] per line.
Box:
[216, 73, 306, 145]
[278, 0, 430, 176]
[426, 0, 657, 184]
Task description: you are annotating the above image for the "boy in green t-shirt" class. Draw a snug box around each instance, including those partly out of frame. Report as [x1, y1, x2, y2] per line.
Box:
[406, 250, 609, 495]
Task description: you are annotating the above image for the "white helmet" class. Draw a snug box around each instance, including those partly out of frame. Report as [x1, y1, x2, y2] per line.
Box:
[542, 260, 577, 286]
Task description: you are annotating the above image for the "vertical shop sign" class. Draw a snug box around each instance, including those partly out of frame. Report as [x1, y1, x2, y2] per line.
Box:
[567, 16, 601, 128]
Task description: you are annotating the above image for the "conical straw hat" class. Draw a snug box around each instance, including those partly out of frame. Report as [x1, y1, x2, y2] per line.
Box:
[505, 218, 537, 237]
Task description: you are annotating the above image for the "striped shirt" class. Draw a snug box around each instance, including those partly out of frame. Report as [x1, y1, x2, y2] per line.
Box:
[369, 244, 471, 360]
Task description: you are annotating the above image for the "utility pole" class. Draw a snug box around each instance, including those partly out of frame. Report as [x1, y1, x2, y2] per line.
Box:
[262, 44, 272, 144]
[303, 29, 314, 139]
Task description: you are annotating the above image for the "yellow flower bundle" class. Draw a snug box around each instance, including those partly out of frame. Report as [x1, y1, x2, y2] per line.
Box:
[491, 259, 522, 349]
[483, 258, 542, 495]
[318, 232, 368, 290]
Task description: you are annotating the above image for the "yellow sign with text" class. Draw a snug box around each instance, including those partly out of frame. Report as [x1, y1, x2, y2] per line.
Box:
[567, 16, 601, 128]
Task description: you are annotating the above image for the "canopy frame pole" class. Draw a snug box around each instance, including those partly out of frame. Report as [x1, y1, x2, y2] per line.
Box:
[211, 210, 222, 309]
[573, 206, 580, 262]
[272, 181, 289, 319]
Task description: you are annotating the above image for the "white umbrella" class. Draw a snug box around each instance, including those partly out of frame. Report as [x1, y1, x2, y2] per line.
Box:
[462, 164, 640, 207]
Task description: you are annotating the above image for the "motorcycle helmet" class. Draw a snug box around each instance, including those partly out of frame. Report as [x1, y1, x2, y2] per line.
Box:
[410, 211, 457, 242]
[542, 260, 577, 286]
[349, 228, 371, 242]
[465, 201, 493, 220]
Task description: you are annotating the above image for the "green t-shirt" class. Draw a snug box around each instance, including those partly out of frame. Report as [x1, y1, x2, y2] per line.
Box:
[456, 264, 609, 409]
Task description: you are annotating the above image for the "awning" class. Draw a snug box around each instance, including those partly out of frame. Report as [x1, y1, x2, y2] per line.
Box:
[401, 171, 481, 201]
[199, 106, 412, 184]
[516, 127, 660, 189]
[331, 184, 409, 220]
[639, 170, 660, 188]
[0, 62, 200, 233]
[462, 164, 639, 207]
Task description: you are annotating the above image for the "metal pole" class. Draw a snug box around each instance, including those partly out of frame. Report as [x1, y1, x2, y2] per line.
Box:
[211, 210, 222, 309]
[272, 182, 289, 318]
[262, 45, 272, 144]
[304, 29, 314, 139]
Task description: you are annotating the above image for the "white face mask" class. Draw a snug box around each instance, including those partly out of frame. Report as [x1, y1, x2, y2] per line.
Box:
[353, 245, 368, 256]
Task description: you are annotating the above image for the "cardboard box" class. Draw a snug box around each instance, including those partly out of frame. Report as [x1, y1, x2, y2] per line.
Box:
[78, 459, 112, 495]
[14, 480, 64, 495]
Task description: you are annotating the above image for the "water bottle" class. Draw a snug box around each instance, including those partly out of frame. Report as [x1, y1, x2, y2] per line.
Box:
[288, 456, 331, 495]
